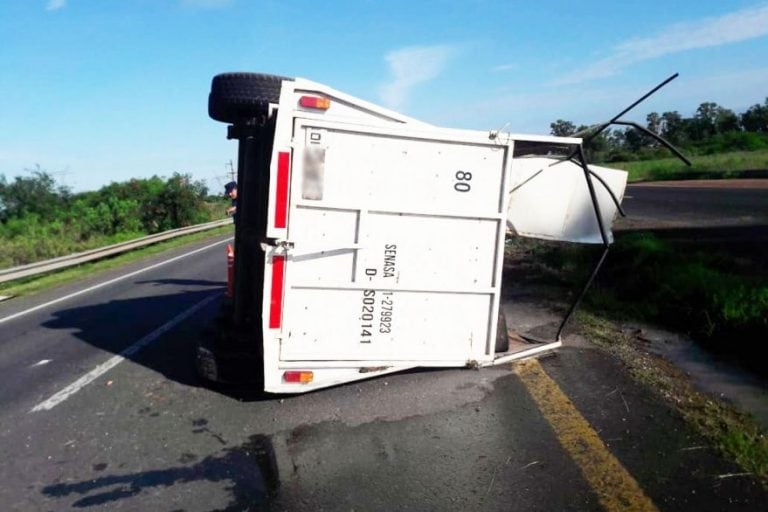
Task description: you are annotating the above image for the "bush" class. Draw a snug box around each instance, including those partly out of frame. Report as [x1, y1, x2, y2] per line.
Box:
[697, 132, 768, 154]
[0, 169, 71, 222]
[0, 171, 223, 267]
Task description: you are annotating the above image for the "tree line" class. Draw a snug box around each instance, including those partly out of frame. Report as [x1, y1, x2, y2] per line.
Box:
[0, 170, 226, 267]
[550, 97, 768, 162]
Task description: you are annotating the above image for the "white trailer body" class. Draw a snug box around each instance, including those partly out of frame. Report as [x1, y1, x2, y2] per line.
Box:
[252, 78, 626, 393]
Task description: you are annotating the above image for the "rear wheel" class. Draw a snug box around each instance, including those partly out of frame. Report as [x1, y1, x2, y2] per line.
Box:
[208, 72, 291, 123]
[495, 308, 510, 353]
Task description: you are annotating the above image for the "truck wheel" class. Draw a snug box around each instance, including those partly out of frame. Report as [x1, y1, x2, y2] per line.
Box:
[495, 308, 510, 353]
[208, 72, 291, 123]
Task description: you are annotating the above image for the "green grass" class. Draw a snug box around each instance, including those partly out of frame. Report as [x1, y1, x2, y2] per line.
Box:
[0, 198, 231, 268]
[0, 229, 152, 269]
[0, 225, 233, 298]
[588, 234, 768, 350]
[608, 149, 768, 182]
[721, 428, 768, 480]
[509, 233, 768, 365]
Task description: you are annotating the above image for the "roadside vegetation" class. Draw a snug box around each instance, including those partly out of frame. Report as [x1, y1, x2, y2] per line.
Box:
[505, 234, 768, 483]
[592, 234, 765, 360]
[610, 149, 768, 182]
[0, 224, 232, 299]
[551, 97, 768, 180]
[0, 169, 229, 268]
[509, 234, 767, 368]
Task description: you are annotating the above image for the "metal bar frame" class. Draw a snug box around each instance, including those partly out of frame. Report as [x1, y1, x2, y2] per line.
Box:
[519, 74, 690, 344]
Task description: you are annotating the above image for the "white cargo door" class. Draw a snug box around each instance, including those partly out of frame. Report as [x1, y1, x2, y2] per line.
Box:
[507, 157, 627, 244]
[278, 121, 509, 365]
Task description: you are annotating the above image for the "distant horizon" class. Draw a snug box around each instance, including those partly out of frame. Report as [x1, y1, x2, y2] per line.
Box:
[2, 1, 767, 193]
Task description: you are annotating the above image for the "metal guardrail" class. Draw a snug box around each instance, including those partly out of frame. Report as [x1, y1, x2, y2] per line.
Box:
[0, 219, 232, 284]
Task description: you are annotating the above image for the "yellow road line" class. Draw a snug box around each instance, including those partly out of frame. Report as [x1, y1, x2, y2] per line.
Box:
[515, 359, 658, 512]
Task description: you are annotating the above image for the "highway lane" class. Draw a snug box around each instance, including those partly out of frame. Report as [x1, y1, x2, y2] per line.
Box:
[0, 235, 231, 417]
[618, 179, 768, 230]
[617, 178, 768, 275]
[1, 221, 767, 509]
[3, 297, 764, 510]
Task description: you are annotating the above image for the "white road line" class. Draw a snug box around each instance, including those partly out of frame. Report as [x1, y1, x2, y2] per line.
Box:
[30, 359, 52, 368]
[30, 292, 220, 412]
[0, 238, 231, 326]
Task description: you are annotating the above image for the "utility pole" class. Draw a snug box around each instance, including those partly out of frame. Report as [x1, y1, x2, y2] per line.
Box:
[226, 160, 235, 182]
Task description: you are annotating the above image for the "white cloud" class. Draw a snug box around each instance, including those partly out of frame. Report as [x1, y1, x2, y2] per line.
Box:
[46, 0, 66, 11]
[553, 4, 768, 85]
[379, 45, 455, 109]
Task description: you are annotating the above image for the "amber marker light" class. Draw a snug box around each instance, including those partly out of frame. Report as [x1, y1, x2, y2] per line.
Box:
[299, 96, 331, 110]
[283, 371, 314, 383]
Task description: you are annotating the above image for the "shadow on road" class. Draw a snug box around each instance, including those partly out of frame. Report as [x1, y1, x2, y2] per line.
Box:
[41, 288, 239, 391]
[41, 434, 280, 510]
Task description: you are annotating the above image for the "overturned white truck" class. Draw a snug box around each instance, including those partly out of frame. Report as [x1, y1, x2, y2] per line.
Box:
[198, 72, 628, 393]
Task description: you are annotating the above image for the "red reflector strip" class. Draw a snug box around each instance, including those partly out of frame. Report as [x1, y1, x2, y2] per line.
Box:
[299, 96, 331, 110]
[275, 151, 289, 229]
[284, 371, 313, 383]
[269, 255, 285, 329]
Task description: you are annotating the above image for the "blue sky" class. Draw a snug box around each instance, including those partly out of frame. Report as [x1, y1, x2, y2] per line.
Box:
[1, 0, 767, 192]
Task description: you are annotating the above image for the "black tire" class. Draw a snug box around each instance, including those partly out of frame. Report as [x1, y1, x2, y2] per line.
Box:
[495, 308, 510, 353]
[208, 72, 292, 123]
[195, 342, 264, 387]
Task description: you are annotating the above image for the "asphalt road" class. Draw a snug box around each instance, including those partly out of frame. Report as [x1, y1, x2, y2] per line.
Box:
[618, 179, 768, 231]
[1, 208, 767, 510]
[617, 178, 768, 274]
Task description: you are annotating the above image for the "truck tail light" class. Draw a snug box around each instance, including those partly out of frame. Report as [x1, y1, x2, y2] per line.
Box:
[284, 371, 314, 384]
[274, 152, 290, 229]
[268, 254, 285, 329]
[299, 96, 331, 110]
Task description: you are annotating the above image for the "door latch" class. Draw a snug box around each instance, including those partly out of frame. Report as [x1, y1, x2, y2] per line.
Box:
[261, 238, 294, 251]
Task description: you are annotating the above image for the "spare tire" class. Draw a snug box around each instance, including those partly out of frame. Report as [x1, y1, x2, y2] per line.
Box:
[208, 72, 292, 123]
